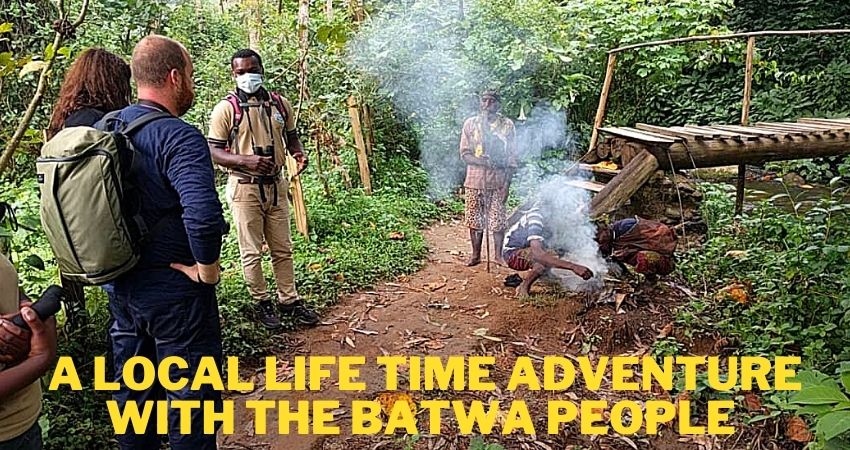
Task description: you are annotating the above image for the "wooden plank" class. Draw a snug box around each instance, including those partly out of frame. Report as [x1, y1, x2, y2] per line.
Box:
[798, 118, 849, 130]
[636, 123, 702, 140]
[669, 126, 709, 140]
[760, 122, 829, 133]
[682, 125, 734, 138]
[285, 155, 309, 237]
[755, 123, 817, 136]
[590, 150, 659, 218]
[753, 124, 806, 136]
[710, 124, 779, 137]
[704, 125, 757, 140]
[579, 163, 620, 177]
[800, 117, 850, 125]
[621, 126, 683, 142]
[598, 127, 678, 144]
[786, 121, 844, 132]
[565, 179, 606, 193]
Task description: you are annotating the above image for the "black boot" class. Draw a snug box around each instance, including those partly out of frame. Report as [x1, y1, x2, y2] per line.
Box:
[467, 229, 483, 266]
[254, 299, 282, 330]
[280, 299, 320, 326]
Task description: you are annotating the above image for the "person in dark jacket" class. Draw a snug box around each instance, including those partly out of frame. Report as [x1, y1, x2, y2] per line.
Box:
[102, 35, 227, 450]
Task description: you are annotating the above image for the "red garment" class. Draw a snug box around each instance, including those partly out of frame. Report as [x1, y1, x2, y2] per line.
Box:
[611, 218, 677, 275]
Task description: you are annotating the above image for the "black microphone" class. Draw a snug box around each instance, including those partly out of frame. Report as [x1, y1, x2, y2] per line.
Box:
[10, 285, 65, 331]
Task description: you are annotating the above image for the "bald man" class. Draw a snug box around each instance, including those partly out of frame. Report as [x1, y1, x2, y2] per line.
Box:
[99, 35, 227, 450]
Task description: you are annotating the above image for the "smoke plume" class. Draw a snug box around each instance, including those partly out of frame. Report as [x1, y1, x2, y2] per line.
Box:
[348, 0, 606, 291]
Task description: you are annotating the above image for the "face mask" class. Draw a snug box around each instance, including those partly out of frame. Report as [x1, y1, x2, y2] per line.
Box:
[236, 73, 264, 94]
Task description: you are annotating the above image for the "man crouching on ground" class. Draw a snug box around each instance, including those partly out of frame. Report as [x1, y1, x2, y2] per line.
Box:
[502, 201, 593, 297]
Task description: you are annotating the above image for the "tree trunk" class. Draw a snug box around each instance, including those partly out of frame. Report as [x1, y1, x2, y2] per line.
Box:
[245, 0, 263, 50]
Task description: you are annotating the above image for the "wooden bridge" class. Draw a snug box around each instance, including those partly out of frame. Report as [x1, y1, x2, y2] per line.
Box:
[576, 29, 850, 218]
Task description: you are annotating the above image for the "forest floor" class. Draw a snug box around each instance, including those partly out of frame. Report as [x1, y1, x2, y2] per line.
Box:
[219, 218, 773, 450]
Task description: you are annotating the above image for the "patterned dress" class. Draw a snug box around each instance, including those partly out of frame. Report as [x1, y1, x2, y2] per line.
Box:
[459, 114, 517, 232]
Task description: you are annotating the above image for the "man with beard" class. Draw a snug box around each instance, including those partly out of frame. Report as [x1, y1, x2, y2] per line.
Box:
[460, 90, 517, 267]
[207, 49, 318, 330]
[101, 35, 227, 450]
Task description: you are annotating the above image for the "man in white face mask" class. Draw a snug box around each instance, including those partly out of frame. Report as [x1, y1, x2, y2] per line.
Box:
[207, 49, 318, 330]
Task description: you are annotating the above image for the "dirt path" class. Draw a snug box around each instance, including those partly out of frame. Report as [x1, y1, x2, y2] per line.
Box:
[221, 219, 707, 450]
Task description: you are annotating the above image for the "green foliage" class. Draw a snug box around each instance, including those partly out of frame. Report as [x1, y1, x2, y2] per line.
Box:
[678, 183, 850, 368]
[787, 369, 850, 449]
[469, 436, 506, 450]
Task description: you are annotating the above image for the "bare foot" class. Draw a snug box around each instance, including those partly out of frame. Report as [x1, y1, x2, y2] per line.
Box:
[494, 258, 507, 267]
[515, 284, 531, 298]
[466, 257, 481, 267]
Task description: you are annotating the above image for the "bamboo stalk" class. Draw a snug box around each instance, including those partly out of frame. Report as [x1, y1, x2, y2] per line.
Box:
[586, 53, 617, 157]
[736, 36, 756, 215]
[347, 95, 372, 194]
[609, 28, 850, 54]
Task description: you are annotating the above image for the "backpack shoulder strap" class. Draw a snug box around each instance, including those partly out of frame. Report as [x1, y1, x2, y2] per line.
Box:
[225, 92, 245, 152]
[268, 91, 288, 124]
[122, 111, 172, 136]
[95, 110, 123, 132]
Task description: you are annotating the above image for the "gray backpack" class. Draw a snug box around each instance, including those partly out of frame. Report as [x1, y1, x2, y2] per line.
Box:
[36, 111, 170, 285]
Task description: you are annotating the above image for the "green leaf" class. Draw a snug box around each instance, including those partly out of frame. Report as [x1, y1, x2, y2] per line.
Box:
[44, 43, 55, 61]
[796, 404, 834, 416]
[0, 22, 12, 33]
[57, 46, 72, 58]
[818, 411, 850, 441]
[841, 372, 850, 393]
[316, 25, 332, 44]
[792, 386, 850, 405]
[23, 254, 44, 271]
[19, 60, 47, 79]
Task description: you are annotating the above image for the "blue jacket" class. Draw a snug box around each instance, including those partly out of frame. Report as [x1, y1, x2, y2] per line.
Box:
[105, 103, 226, 292]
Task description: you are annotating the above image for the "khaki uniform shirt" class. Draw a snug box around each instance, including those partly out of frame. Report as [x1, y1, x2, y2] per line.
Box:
[208, 93, 297, 175]
[0, 254, 41, 441]
[459, 114, 517, 190]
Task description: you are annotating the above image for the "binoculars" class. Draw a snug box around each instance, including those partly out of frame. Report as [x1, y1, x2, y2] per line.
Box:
[253, 145, 275, 158]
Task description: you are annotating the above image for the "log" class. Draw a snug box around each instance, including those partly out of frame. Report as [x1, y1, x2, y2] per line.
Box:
[590, 150, 660, 218]
[347, 95, 372, 194]
[596, 140, 611, 159]
[647, 134, 850, 170]
[619, 142, 640, 167]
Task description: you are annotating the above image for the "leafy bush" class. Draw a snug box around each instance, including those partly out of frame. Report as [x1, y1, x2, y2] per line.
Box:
[787, 369, 850, 449]
[678, 183, 850, 368]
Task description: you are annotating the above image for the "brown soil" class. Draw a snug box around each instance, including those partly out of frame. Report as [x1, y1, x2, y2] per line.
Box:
[218, 219, 775, 450]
